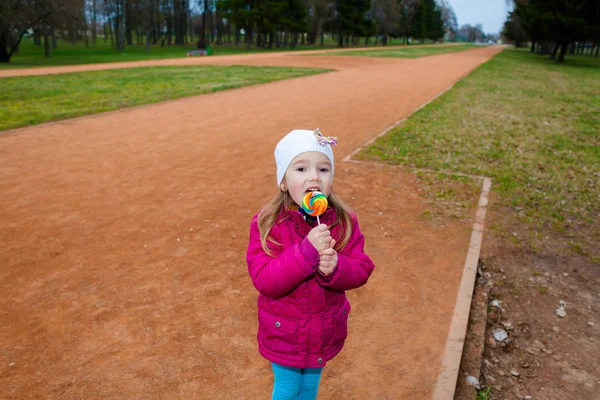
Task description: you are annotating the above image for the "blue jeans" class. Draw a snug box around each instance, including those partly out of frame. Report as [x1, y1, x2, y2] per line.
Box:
[271, 362, 323, 400]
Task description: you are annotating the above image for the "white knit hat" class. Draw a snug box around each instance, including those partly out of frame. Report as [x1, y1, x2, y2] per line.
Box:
[274, 128, 337, 186]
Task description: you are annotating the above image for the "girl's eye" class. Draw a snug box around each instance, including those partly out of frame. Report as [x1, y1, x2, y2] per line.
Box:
[320, 168, 329, 173]
[296, 167, 306, 172]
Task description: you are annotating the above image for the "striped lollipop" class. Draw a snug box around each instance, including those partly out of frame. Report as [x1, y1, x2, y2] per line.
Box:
[302, 191, 328, 224]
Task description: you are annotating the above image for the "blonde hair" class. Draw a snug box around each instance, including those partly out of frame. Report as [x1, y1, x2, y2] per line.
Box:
[257, 189, 354, 257]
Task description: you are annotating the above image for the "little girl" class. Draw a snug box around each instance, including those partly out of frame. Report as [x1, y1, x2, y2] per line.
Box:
[246, 128, 375, 400]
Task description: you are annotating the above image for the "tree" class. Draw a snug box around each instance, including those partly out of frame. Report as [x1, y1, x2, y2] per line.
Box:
[508, 0, 600, 63]
[502, 9, 527, 47]
[103, 0, 126, 50]
[397, 0, 418, 44]
[373, 0, 399, 45]
[457, 23, 484, 42]
[1, 0, 55, 62]
[331, 0, 372, 47]
[411, 0, 444, 42]
[197, 0, 209, 48]
[139, 0, 169, 52]
[437, 0, 458, 40]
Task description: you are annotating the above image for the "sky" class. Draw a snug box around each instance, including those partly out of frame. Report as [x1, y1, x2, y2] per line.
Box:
[446, 0, 512, 34]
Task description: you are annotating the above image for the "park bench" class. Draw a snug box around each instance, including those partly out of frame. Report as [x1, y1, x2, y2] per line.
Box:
[186, 47, 212, 57]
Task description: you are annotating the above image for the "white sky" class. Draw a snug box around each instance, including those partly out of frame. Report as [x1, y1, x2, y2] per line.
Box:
[446, 0, 511, 34]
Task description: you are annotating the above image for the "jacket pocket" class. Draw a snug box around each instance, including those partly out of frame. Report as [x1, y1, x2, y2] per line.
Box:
[258, 310, 299, 355]
[333, 301, 351, 343]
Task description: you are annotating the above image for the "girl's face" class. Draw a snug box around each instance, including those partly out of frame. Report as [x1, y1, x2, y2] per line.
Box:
[282, 152, 333, 207]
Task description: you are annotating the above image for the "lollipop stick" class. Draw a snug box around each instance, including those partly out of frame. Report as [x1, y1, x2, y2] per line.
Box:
[317, 215, 320, 225]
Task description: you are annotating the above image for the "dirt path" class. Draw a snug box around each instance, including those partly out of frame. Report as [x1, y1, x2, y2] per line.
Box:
[0, 46, 503, 398]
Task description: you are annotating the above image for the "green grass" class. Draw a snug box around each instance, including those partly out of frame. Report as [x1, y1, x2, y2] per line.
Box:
[0, 36, 426, 69]
[329, 44, 479, 58]
[361, 48, 600, 260]
[0, 65, 329, 131]
[476, 386, 493, 400]
[1, 39, 312, 69]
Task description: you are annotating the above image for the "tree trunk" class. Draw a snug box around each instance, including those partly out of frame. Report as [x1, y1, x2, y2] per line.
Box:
[166, 11, 172, 45]
[108, 19, 114, 45]
[338, 32, 343, 47]
[51, 28, 57, 49]
[44, 28, 51, 57]
[0, 40, 11, 62]
[118, 1, 126, 50]
[68, 18, 76, 43]
[92, 0, 97, 44]
[113, 0, 124, 50]
[557, 41, 568, 63]
[174, 0, 180, 45]
[530, 40, 535, 53]
[197, 1, 207, 48]
[595, 44, 599, 57]
[146, 29, 152, 52]
[34, 28, 41, 46]
[246, 25, 252, 50]
[225, 19, 231, 44]
[550, 42, 559, 60]
[216, 10, 223, 45]
[82, 7, 89, 48]
[1, 26, 31, 62]
[126, 0, 133, 45]
[211, 11, 216, 44]
[309, 6, 318, 45]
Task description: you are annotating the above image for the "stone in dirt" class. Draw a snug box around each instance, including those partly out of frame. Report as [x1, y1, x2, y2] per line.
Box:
[493, 328, 509, 342]
[525, 340, 546, 355]
[465, 375, 481, 389]
[556, 300, 567, 318]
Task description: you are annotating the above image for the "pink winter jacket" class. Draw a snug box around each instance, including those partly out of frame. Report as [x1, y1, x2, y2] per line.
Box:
[246, 207, 375, 369]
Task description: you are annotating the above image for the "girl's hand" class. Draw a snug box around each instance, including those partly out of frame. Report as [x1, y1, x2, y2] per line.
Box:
[319, 239, 338, 276]
[308, 224, 332, 253]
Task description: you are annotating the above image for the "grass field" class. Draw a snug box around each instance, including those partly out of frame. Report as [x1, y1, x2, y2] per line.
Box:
[0, 65, 329, 131]
[362, 48, 600, 260]
[0, 37, 441, 69]
[330, 43, 479, 58]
